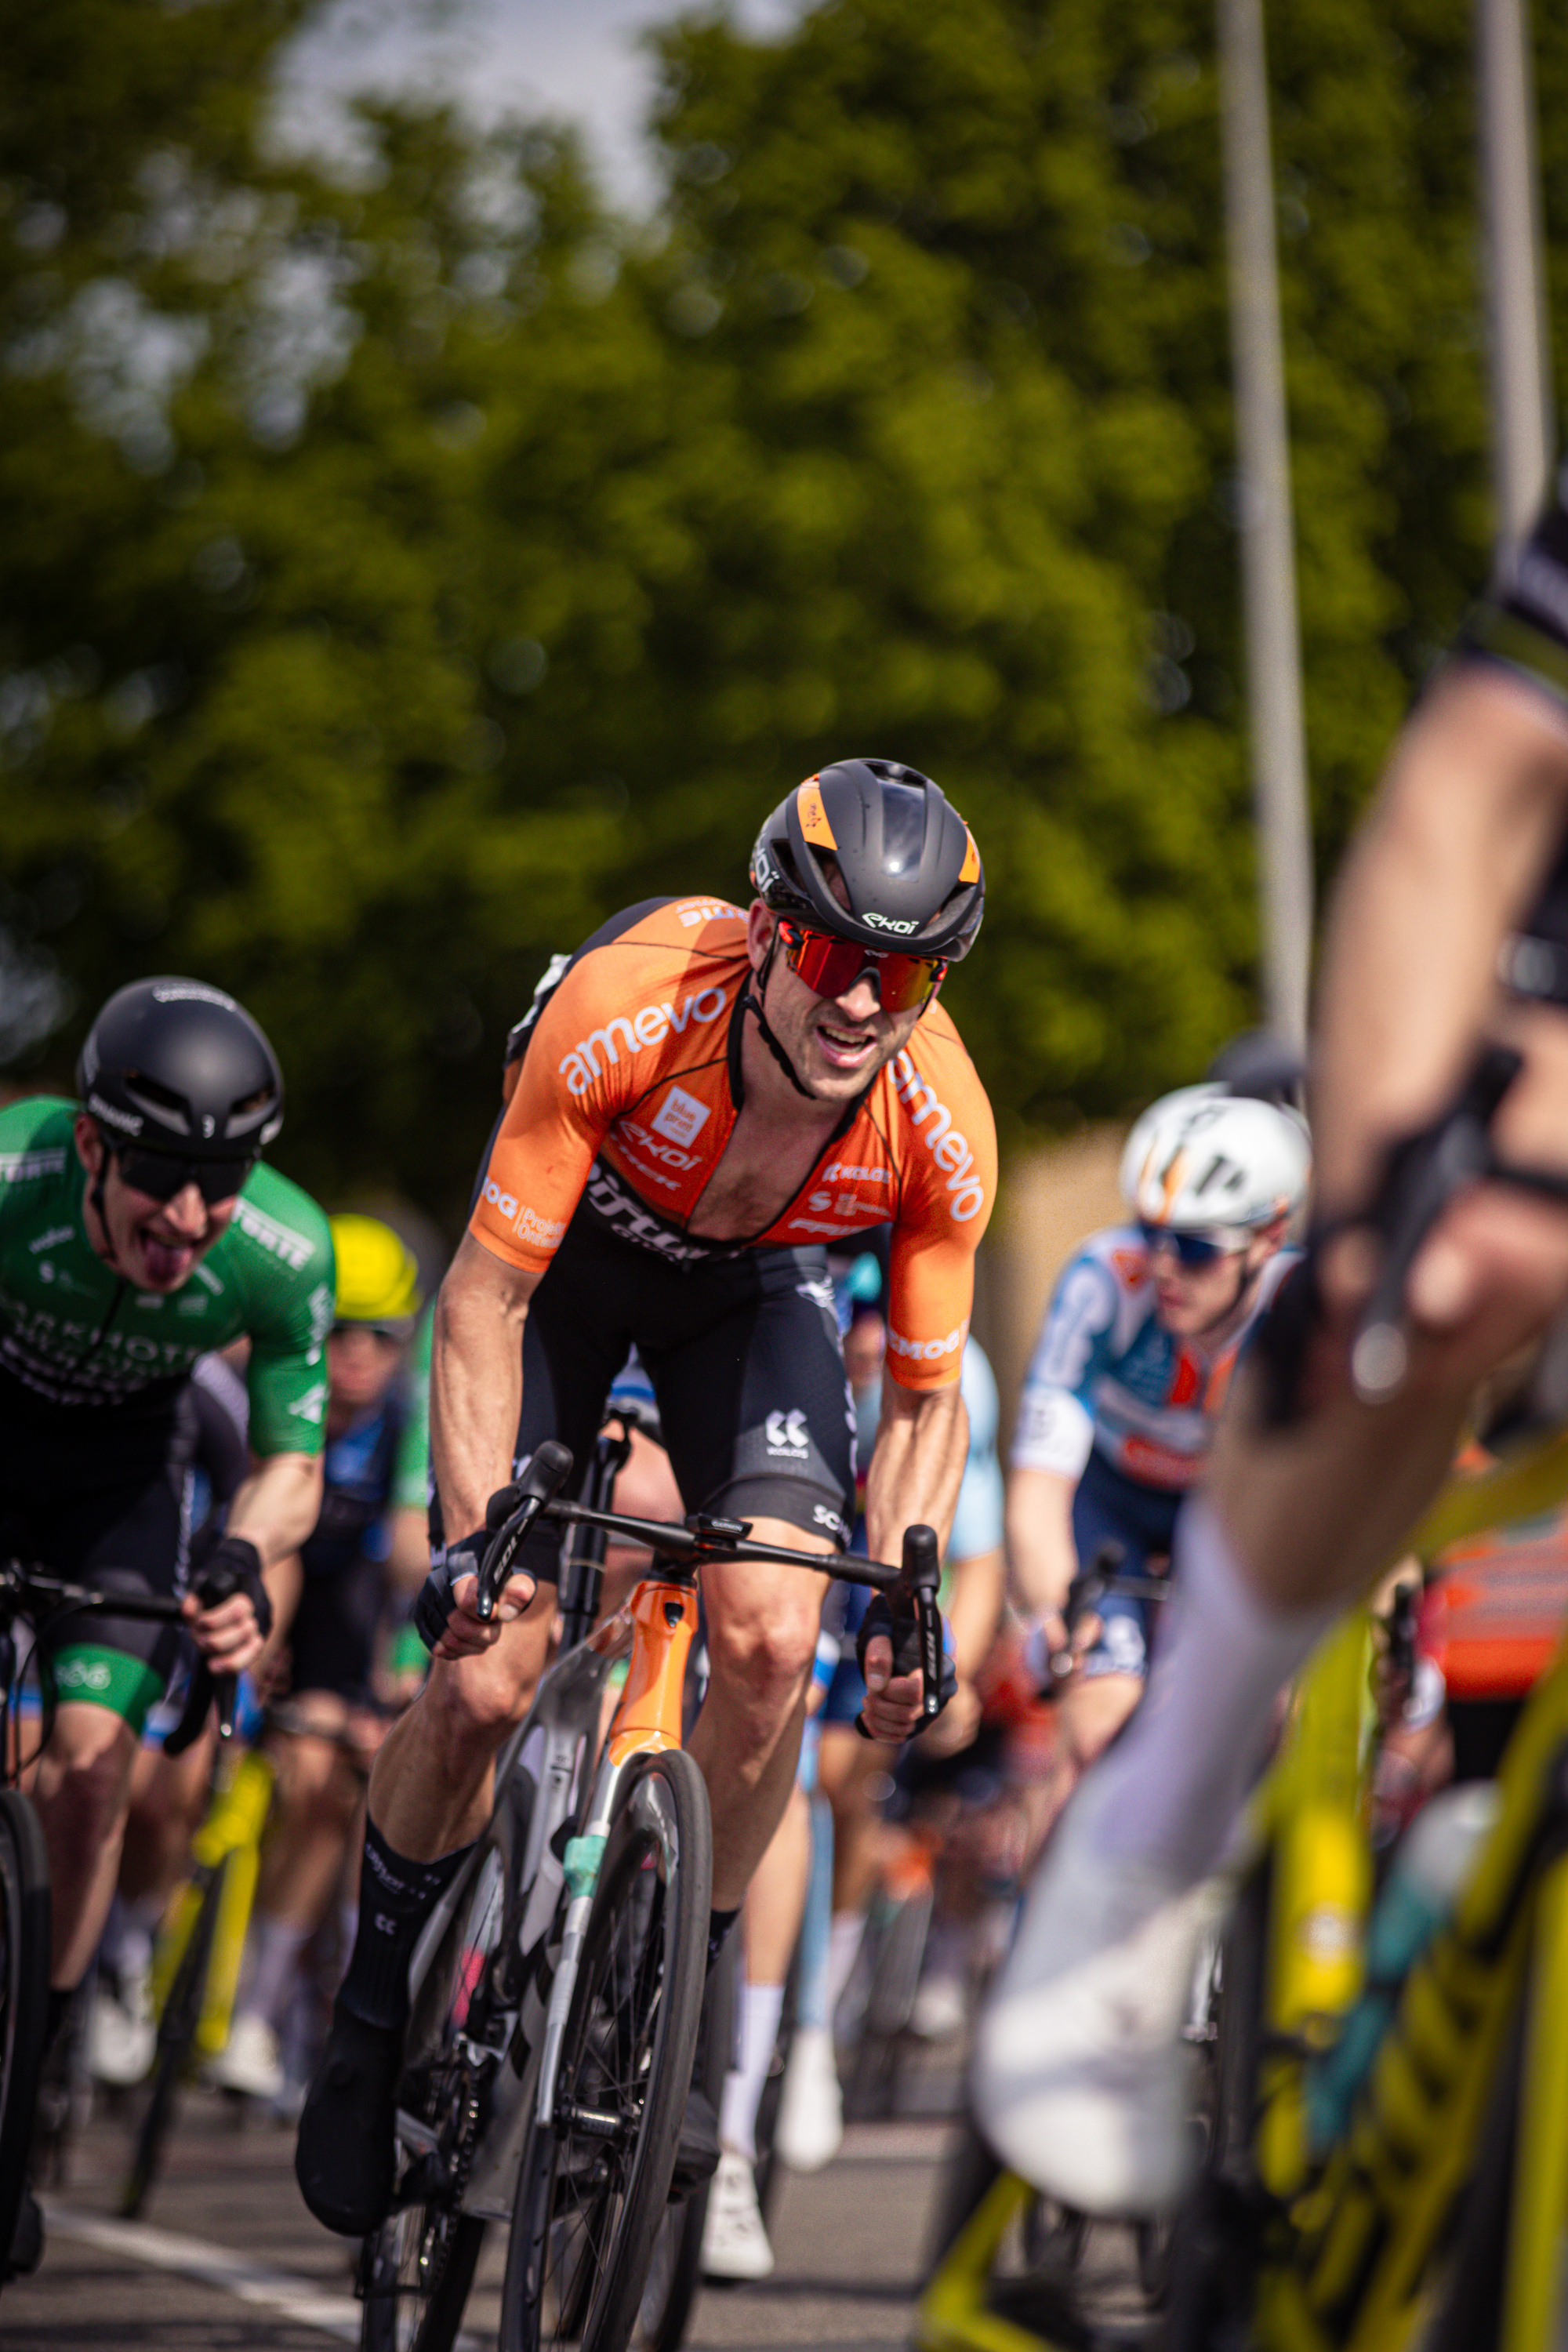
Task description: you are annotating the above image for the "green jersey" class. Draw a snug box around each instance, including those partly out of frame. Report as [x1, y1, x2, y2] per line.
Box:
[0, 1094, 333, 1465]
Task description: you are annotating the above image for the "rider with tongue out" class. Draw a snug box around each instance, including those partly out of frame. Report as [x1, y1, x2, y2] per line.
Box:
[0, 976, 333, 2282]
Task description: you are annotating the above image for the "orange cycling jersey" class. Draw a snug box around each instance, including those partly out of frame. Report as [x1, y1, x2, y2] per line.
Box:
[470, 898, 997, 1391]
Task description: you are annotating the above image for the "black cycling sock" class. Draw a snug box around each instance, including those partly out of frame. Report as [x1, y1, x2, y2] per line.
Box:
[706, 1906, 740, 1972]
[336, 1818, 474, 2031]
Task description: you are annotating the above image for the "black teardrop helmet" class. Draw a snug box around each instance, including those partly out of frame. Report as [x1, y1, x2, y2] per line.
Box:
[750, 759, 985, 960]
[77, 978, 283, 1158]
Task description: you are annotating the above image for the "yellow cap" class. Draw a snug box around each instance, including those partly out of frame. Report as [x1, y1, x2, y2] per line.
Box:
[329, 1214, 423, 1328]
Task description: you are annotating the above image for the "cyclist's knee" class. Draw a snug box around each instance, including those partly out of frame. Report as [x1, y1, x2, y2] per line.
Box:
[36, 1703, 138, 1835]
[706, 1605, 819, 1724]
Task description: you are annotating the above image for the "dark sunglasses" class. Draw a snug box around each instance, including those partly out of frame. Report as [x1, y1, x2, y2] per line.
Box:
[331, 1320, 406, 1348]
[1138, 1220, 1246, 1269]
[114, 1145, 254, 1205]
[776, 917, 946, 1016]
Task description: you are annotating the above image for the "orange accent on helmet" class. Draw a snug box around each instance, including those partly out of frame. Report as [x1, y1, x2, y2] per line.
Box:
[958, 828, 980, 884]
[797, 779, 838, 850]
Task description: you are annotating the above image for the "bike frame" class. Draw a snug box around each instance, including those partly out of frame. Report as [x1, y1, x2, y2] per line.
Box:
[916, 1429, 1568, 2352]
[1245, 1432, 1568, 2352]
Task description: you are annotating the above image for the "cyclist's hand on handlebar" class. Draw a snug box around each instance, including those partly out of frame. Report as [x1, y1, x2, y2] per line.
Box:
[1020, 1606, 1102, 1691]
[415, 1530, 535, 1661]
[858, 1632, 926, 1741]
[181, 1534, 274, 1677]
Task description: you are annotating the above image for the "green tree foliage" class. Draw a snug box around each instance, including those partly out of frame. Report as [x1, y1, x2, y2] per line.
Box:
[0, 0, 1551, 1221]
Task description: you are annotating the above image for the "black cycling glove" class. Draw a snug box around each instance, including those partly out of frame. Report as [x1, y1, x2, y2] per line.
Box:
[194, 1533, 274, 1643]
[855, 1592, 957, 1736]
[415, 1527, 489, 1654]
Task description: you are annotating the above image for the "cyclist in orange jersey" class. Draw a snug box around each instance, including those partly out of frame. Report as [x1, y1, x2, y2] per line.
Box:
[297, 759, 995, 2237]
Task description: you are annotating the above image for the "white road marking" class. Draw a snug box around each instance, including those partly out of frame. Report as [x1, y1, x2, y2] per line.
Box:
[41, 2199, 486, 2347]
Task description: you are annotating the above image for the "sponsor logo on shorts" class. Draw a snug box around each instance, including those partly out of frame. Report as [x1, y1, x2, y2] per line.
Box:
[559, 988, 729, 1098]
[765, 1408, 810, 1457]
[56, 1659, 113, 1693]
[811, 1502, 846, 1537]
[890, 1053, 987, 1222]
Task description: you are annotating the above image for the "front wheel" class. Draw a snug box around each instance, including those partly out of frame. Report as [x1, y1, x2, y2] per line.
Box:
[122, 1853, 227, 2220]
[0, 1792, 51, 2264]
[503, 1748, 713, 2352]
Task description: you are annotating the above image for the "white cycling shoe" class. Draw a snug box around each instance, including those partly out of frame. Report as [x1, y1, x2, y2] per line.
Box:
[971, 1781, 1226, 2216]
[206, 2010, 285, 2102]
[774, 2025, 844, 2172]
[701, 2151, 775, 2281]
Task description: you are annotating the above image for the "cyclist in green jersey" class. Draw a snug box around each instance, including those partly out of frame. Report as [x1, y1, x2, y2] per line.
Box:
[0, 977, 332, 2276]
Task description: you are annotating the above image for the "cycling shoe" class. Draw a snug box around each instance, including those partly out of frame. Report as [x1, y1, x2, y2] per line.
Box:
[668, 2082, 721, 2201]
[294, 2000, 402, 2236]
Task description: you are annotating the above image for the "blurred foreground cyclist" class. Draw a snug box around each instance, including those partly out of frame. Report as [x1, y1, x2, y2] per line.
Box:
[296, 760, 996, 2238]
[0, 978, 331, 2274]
[975, 483, 1568, 2214]
[209, 1214, 430, 2105]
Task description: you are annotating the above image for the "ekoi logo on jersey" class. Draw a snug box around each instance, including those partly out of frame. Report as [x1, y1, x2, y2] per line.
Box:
[890, 1054, 986, 1222]
[559, 991, 728, 1098]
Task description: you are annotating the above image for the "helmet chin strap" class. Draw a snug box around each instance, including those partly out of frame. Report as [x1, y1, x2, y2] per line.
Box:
[85, 1133, 128, 1273]
[740, 934, 818, 1102]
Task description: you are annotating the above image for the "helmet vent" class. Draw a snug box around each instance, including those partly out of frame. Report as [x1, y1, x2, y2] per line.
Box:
[880, 785, 925, 877]
[122, 1072, 191, 1134]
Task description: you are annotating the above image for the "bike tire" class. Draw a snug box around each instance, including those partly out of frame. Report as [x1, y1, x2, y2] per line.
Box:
[355, 1797, 531, 2352]
[121, 1854, 227, 2220]
[1162, 1859, 1269, 2352]
[502, 1747, 713, 2352]
[635, 1936, 736, 2352]
[0, 1791, 51, 2267]
[752, 1931, 799, 2224]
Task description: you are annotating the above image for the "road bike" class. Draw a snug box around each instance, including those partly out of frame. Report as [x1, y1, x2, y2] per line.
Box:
[356, 1426, 948, 2352]
[0, 1555, 237, 2278]
[119, 1694, 372, 2217]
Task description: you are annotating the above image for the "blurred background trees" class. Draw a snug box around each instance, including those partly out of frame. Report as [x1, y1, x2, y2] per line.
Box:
[0, 0, 1551, 1226]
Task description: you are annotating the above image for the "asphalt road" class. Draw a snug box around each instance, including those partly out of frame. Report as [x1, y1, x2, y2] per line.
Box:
[4, 2090, 955, 2351]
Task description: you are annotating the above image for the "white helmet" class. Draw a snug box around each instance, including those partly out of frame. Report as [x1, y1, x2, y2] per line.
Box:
[1121, 1085, 1310, 1232]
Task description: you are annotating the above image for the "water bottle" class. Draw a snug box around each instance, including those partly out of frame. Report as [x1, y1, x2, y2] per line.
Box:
[1307, 1780, 1500, 2155]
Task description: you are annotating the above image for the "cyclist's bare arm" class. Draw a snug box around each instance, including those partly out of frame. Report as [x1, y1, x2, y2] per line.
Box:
[1217, 666, 1568, 1614]
[1006, 1463, 1080, 1635]
[1313, 664, 1568, 1219]
[860, 1373, 967, 1738]
[426, 1232, 543, 1653]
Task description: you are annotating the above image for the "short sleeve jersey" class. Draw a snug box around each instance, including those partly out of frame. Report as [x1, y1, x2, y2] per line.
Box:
[0, 1095, 333, 1460]
[1012, 1227, 1298, 1493]
[471, 899, 996, 1391]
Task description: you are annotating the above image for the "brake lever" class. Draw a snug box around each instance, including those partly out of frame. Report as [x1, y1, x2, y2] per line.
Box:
[901, 1524, 944, 1724]
[475, 1438, 574, 1621]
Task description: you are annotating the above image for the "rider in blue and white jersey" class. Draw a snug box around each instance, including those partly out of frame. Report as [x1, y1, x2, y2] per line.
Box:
[1007, 1086, 1309, 1797]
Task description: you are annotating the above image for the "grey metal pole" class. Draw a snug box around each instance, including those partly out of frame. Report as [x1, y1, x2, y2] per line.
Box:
[1216, 0, 1313, 1053]
[1476, 0, 1552, 559]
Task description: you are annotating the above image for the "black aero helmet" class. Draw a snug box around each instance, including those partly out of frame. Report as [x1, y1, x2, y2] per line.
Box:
[77, 978, 283, 1159]
[750, 759, 985, 961]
